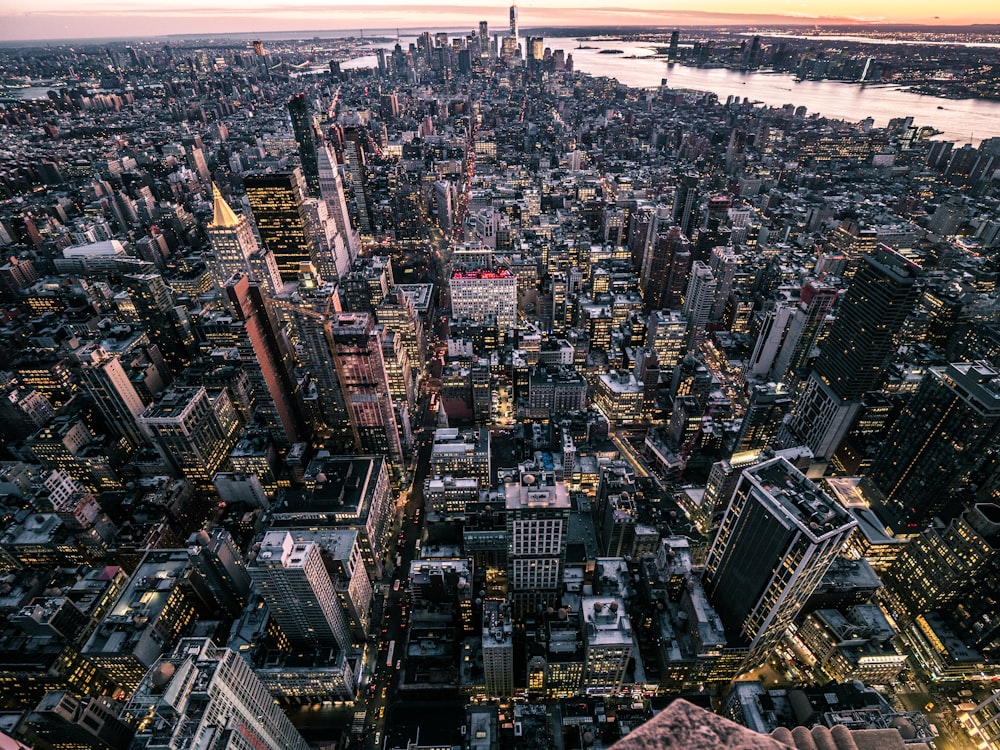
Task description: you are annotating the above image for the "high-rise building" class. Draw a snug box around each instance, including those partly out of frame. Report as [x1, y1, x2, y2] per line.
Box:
[735, 382, 792, 453]
[376, 286, 427, 381]
[581, 598, 634, 695]
[316, 141, 361, 262]
[869, 361, 1000, 529]
[779, 280, 840, 391]
[641, 227, 691, 312]
[880, 504, 997, 628]
[122, 638, 310, 750]
[682, 260, 717, 346]
[206, 184, 282, 295]
[703, 456, 856, 670]
[225, 274, 307, 446]
[249, 530, 352, 652]
[451, 267, 517, 337]
[123, 273, 193, 375]
[330, 313, 404, 472]
[781, 247, 920, 458]
[813, 246, 920, 401]
[508, 2, 518, 41]
[342, 127, 372, 235]
[288, 92, 321, 198]
[138, 385, 242, 491]
[77, 344, 150, 451]
[482, 598, 514, 697]
[244, 170, 315, 282]
[505, 471, 571, 617]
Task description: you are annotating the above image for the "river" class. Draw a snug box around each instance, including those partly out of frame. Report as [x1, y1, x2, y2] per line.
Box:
[346, 35, 1000, 145]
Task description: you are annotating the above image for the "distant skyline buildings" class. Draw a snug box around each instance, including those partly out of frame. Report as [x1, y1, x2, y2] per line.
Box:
[4, 4, 998, 43]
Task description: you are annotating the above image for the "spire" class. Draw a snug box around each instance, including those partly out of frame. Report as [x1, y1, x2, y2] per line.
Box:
[210, 183, 240, 228]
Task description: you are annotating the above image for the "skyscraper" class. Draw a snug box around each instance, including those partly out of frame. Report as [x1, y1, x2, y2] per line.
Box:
[330, 312, 404, 472]
[225, 274, 307, 446]
[317, 140, 361, 262]
[781, 246, 920, 458]
[288, 92, 321, 198]
[249, 530, 352, 652]
[869, 361, 1000, 529]
[509, 2, 518, 42]
[77, 344, 149, 451]
[703, 456, 856, 670]
[124, 273, 193, 375]
[137, 385, 242, 491]
[244, 170, 314, 283]
[641, 226, 691, 312]
[505, 471, 571, 617]
[122, 637, 310, 750]
[206, 183, 282, 294]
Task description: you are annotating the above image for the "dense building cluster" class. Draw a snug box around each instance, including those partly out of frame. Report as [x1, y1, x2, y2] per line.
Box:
[0, 14, 999, 750]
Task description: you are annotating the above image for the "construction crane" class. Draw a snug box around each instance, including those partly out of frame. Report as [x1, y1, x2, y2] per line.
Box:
[271, 295, 362, 451]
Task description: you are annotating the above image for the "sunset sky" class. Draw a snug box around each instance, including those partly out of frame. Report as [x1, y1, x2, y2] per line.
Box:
[1, 0, 998, 42]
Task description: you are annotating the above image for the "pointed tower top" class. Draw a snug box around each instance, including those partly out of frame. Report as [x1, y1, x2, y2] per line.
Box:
[210, 183, 241, 228]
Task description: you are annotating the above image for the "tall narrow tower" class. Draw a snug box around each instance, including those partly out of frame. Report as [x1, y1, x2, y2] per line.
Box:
[780, 246, 919, 458]
[509, 2, 518, 42]
[225, 274, 307, 446]
[288, 93, 321, 198]
[330, 312, 404, 472]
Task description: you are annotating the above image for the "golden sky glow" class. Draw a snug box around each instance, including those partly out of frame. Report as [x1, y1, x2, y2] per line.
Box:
[1, 0, 998, 41]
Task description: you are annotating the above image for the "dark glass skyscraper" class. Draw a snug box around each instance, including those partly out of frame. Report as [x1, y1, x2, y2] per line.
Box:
[244, 170, 314, 283]
[869, 361, 1000, 529]
[703, 456, 856, 671]
[813, 246, 921, 401]
[781, 246, 920, 458]
[288, 93, 321, 198]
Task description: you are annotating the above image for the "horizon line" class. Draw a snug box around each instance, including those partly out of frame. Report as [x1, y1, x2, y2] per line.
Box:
[3, 18, 1000, 46]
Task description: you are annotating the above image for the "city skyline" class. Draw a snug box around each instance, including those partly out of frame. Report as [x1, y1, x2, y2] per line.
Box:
[3, 1, 1000, 42]
[1, 10, 999, 750]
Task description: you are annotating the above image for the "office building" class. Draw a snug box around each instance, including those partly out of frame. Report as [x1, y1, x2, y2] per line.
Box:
[244, 170, 314, 282]
[880, 504, 997, 627]
[277, 455, 394, 579]
[869, 361, 1000, 529]
[249, 530, 351, 652]
[82, 550, 202, 693]
[122, 638, 310, 750]
[450, 267, 517, 336]
[735, 382, 792, 453]
[703, 457, 857, 671]
[329, 312, 404, 471]
[206, 184, 282, 294]
[641, 227, 691, 312]
[123, 273, 193, 375]
[316, 140, 361, 261]
[137, 385, 242, 491]
[225, 274, 307, 446]
[17, 690, 133, 750]
[76, 344, 149, 451]
[781, 247, 920, 458]
[288, 93, 321, 197]
[580, 598, 634, 695]
[482, 599, 514, 698]
[682, 260, 717, 345]
[505, 471, 571, 617]
[376, 286, 427, 379]
[430, 427, 492, 487]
